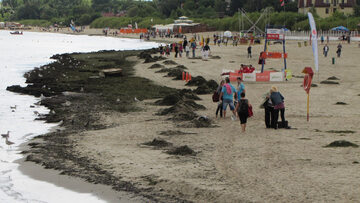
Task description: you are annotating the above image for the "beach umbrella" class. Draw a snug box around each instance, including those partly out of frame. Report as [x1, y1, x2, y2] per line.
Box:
[331, 26, 349, 32]
[224, 31, 232, 37]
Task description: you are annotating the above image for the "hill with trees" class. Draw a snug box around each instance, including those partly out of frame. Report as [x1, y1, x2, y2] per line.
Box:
[0, 0, 359, 31]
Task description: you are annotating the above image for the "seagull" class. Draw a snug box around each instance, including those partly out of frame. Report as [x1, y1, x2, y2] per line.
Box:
[134, 97, 140, 102]
[40, 94, 46, 100]
[1, 131, 10, 138]
[10, 105, 17, 109]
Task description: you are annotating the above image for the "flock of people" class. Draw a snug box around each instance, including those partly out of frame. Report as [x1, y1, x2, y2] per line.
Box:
[215, 77, 287, 132]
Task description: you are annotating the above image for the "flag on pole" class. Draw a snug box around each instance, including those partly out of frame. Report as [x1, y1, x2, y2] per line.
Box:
[280, 0, 285, 6]
[307, 12, 319, 72]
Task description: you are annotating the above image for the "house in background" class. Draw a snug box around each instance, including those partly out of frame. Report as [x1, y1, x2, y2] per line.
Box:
[298, 0, 357, 18]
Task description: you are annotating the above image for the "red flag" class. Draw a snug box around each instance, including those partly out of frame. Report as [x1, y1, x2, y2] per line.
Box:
[280, 0, 283, 2]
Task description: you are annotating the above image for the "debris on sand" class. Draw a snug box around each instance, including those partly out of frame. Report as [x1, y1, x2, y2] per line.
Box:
[327, 76, 340, 80]
[155, 90, 201, 106]
[149, 64, 165, 69]
[320, 80, 339, 85]
[163, 60, 177, 65]
[211, 55, 221, 59]
[335, 102, 347, 105]
[167, 145, 196, 156]
[311, 84, 318, 87]
[326, 130, 356, 134]
[143, 138, 173, 148]
[159, 130, 197, 136]
[324, 140, 359, 148]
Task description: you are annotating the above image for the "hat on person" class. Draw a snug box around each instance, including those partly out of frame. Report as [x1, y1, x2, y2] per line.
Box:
[271, 86, 278, 92]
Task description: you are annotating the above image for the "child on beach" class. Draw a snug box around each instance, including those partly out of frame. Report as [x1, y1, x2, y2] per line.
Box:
[215, 80, 225, 118]
[235, 92, 250, 132]
[185, 44, 190, 58]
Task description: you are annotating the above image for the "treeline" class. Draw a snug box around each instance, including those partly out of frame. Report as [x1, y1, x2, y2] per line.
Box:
[1, 0, 359, 31]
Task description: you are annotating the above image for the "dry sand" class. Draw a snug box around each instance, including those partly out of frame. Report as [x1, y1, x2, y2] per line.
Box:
[64, 37, 360, 202]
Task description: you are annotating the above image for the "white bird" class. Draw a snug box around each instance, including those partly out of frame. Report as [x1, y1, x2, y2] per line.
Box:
[40, 94, 46, 100]
[1, 131, 10, 139]
[134, 97, 140, 102]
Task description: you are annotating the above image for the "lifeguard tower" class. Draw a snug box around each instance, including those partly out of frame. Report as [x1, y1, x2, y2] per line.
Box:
[260, 25, 288, 73]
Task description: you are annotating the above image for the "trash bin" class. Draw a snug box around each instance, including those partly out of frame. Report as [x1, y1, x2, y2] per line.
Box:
[298, 42, 301, 47]
[332, 57, 335, 64]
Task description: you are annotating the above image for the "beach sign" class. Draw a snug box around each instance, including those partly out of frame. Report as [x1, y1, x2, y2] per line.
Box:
[302, 67, 314, 122]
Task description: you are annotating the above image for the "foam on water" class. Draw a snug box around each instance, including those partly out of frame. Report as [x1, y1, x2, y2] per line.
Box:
[0, 30, 158, 202]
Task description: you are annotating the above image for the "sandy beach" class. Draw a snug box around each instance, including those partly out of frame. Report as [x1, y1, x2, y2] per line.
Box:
[10, 28, 360, 202]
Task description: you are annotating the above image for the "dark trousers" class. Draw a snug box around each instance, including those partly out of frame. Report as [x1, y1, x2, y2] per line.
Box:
[216, 102, 223, 117]
[265, 106, 273, 128]
[271, 108, 285, 129]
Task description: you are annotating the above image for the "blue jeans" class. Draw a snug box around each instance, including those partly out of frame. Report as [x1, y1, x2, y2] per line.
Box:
[222, 99, 235, 111]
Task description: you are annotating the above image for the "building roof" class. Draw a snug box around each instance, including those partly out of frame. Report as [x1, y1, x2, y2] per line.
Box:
[299, 0, 356, 8]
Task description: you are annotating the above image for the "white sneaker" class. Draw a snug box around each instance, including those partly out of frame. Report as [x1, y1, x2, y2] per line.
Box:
[231, 115, 236, 121]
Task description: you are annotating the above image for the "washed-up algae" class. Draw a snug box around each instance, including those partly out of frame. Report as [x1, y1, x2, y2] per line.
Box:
[7, 49, 194, 202]
[324, 140, 359, 148]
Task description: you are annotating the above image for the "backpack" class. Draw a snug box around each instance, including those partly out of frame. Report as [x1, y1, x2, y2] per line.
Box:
[212, 91, 219, 102]
[238, 99, 249, 115]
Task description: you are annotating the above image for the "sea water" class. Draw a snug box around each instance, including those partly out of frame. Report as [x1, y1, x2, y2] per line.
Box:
[0, 30, 158, 203]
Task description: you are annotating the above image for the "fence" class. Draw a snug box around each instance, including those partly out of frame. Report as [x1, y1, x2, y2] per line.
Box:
[285, 30, 359, 38]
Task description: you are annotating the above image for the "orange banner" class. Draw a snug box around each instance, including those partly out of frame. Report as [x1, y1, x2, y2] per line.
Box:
[261, 52, 288, 59]
[119, 28, 148, 34]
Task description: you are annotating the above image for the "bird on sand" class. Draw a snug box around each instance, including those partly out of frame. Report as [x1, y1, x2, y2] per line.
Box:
[5, 137, 15, 148]
[134, 97, 140, 102]
[1, 131, 10, 138]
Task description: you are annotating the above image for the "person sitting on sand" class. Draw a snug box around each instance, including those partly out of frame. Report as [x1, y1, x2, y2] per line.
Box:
[270, 86, 285, 129]
[235, 92, 250, 132]
[219, 77, 237, 120]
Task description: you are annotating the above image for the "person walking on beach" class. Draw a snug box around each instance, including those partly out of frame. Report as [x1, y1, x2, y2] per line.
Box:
[202, 44, 210, 60]
[247, 45, 252, 58]
[215, 80, 225, 118]
[326, 35, 330, 44]
[235, 92, 250, 132]
[174, 44, 179, 58]
[219, 77, 237, 120]
[179, 43, 183, 58]
[185, 44, 190, 58]
[165, 45, 170, 57]
[236, 77, 245, 102]
[262, 92, 273, 128]
[323, 44, 329, 57]
[190, 41, 196, 58]
[336, 43, 342, 58]
[321, 35, 324, 44]
[270, 86, 285, 129]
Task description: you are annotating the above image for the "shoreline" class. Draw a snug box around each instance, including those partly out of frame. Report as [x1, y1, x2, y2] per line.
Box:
[8, 48, 208, 202]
